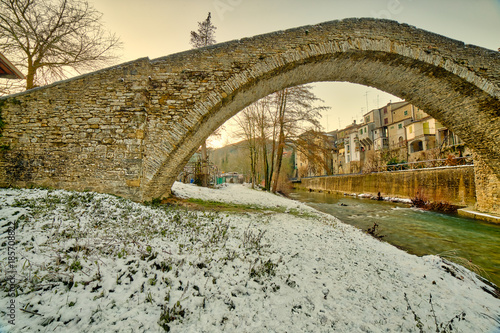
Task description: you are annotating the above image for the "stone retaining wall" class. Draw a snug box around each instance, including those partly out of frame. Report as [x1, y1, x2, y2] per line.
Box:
[295, 166, 477, 208]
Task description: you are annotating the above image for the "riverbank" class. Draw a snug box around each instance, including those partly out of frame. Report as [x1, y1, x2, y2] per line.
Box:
[457, 208, 500, 224]
[288, 188, 500, 287]
[1, 184, 499, 332]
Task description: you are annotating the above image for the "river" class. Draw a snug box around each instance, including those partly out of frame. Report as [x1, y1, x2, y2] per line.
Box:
[289, 189, 500, 287]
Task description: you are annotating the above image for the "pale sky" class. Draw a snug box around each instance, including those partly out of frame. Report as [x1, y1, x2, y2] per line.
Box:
[89, 0, 500, 146]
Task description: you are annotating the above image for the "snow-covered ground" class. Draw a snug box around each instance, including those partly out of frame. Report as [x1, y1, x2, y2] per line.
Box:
[0, 182, 499, 332]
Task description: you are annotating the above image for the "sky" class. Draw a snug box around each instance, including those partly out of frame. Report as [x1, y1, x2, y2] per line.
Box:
[89, 0, 500, 146]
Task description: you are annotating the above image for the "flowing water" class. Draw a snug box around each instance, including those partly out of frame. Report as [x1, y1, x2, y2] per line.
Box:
[289, 190, 500, 287]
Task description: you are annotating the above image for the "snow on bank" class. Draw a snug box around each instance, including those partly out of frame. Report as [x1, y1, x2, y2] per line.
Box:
[0, 184, 499, 332]
[172, 182, 318, 212]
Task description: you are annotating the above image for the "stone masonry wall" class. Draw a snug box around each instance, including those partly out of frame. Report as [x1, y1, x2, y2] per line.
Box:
[474, 153, 500, 215]
[296, 166, 477, 208]
[141, 19, 500, 201]
[0, 58, 151, 199]
[0, 18, 498, 203]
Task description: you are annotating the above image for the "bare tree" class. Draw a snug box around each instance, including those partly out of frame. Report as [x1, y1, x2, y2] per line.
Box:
[233, 85, 328, 192]
[233, 105, 259, 188]
[190, 12, 217, 187]
[295, 130, 334, 176]
[270, 85, 328, 193]
[0, 79, 19, 96]
[0, 0, 122, 91]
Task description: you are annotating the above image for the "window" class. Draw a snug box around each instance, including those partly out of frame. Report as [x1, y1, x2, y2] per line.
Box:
[390, 126, 394, 129]
[365, 116, 370, 123]
[398, 123, 403, 129]
[364, 127, 367, 133]
[423, 122, 430, 135]
[360, 129, 363, 135]
[384, 118, 388, 124]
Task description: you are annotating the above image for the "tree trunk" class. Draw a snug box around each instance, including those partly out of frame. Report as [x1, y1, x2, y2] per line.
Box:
[268, 110, 278, 190]
[201, 141, 208, 187]
[26, 62, 35, 90]
[249, 145, 256, 189]
[261, 129, 270, 191]
[272, 90, 287, 193]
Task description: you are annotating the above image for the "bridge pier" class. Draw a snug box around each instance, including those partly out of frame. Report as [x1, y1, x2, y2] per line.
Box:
[474, 153, 500, 216]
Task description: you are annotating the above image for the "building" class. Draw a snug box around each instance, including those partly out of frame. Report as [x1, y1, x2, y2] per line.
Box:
[388, 102, 414, 150]
[0, 52, 24, 79]
[295, 130, 336, 177]
[295, 100, 467, 178]
[358, 112, 376, 151]
[344, 121, 360, 164]
[436, 127, 463, 151]
[406, 116, 440, 156]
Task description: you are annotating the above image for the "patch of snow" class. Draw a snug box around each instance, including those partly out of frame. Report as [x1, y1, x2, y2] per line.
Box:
[172, 182, 313, 210]
[0, 185, 498, 332]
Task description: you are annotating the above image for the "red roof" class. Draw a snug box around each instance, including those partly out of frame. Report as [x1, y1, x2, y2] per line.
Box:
[0, 52, 24, 79]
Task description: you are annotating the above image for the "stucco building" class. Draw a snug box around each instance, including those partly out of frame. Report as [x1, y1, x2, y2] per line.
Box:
[296, 101, 466, 178]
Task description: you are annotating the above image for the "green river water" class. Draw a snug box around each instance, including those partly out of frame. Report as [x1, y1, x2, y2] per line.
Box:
[289, 190, 500, 287]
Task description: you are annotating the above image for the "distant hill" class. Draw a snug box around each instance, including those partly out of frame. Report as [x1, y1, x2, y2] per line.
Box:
[210, 140, 252, 175]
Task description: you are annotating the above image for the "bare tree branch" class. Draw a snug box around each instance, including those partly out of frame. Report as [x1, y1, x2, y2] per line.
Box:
[0, 0, 122, 91]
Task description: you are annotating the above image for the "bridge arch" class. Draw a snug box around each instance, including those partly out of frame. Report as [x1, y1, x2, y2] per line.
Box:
[0, 18, 499, 206]
[142, 18, 500, 200]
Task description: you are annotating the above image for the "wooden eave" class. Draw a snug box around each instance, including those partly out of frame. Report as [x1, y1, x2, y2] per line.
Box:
[0, 52, 25, 79]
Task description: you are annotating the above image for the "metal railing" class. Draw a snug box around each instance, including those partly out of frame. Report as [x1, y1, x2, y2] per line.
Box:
[299, 156, 473, 180]
[375, 156, 473, 172]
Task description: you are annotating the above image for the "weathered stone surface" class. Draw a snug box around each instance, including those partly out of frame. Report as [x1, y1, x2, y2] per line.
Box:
[474, 153, 500, 215]
[0, 18, 499, 208]
[296, 166, 477, 208]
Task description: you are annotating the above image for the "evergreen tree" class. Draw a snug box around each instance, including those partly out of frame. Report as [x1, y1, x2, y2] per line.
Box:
[190, 13, 216, 48]
[189, 12, 217, 187]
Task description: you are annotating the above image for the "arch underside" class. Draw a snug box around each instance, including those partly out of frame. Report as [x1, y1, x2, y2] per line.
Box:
[142, 50, 500, 200]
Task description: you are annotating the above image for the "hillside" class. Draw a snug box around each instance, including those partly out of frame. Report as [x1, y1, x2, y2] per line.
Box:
[210, 140, 295, 180]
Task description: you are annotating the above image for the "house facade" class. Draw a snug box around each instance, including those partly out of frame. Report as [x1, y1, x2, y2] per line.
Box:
[295, 100, 467, 178]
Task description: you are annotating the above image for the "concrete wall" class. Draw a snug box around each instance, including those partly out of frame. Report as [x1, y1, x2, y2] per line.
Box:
[296, 166, 476, 208]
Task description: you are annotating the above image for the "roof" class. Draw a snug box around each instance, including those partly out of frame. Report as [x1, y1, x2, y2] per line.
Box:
[389, 101, 409, 111]
[0, 52, 25, 79]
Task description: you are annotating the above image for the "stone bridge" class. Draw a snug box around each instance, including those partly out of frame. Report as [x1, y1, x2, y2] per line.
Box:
[0, 18, 499, 213]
